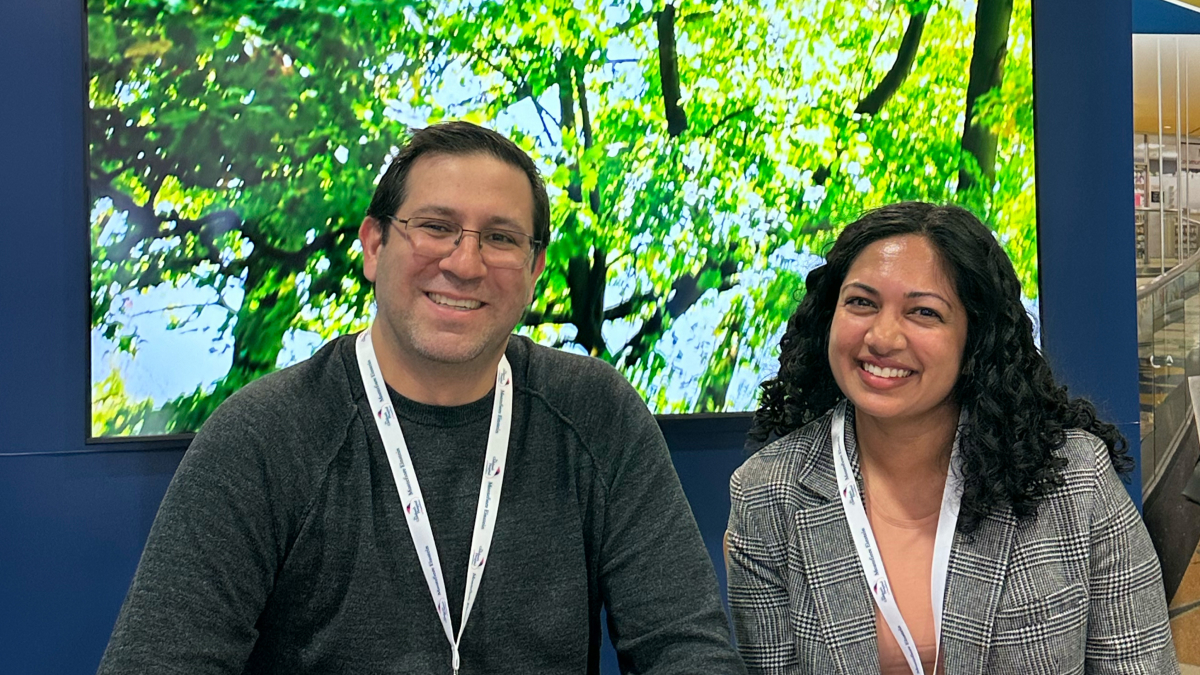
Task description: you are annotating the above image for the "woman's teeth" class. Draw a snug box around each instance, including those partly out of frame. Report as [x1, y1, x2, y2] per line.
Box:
[861, 362, 913, 379]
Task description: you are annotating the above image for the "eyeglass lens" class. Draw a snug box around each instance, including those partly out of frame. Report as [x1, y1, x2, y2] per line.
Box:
[403, 218, 535, 269]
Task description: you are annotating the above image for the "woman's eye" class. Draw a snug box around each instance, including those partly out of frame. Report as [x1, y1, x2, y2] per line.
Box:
[914, 307, 943, 320]
[845, 296, 874, 308]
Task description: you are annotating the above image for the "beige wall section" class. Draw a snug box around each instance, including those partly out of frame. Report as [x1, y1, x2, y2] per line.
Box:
[1135, 35, 1200, 135]
[1174, 543, 1200, 668]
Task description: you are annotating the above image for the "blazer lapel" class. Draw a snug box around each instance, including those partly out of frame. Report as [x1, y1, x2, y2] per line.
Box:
[793, 416, 880, 675]
[939, 507, 1016, 675]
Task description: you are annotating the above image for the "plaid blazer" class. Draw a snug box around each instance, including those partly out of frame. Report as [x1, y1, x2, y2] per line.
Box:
[727, 409, 1179, 675]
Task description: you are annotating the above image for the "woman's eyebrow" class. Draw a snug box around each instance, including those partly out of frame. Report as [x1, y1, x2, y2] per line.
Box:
[906, 290, 951, 306]
[844, 282, 952, 307]
[843, 281, 878, 295]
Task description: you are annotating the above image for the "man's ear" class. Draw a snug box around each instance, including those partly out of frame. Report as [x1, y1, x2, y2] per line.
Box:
[360, 216, 384, 283]
[527, 247, 547, 304]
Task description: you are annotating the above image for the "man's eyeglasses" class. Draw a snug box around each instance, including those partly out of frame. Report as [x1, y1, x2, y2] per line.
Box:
[380, 216, 542, 270]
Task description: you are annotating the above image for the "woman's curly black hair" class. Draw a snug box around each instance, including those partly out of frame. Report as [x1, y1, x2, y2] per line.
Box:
[749, 202, 1132, 534]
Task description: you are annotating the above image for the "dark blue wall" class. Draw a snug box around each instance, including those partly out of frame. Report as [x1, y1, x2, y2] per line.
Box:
[1035, 0, 1142, 493]
[1134, 0, 1200, 33]
[0, 0, 1140, 672]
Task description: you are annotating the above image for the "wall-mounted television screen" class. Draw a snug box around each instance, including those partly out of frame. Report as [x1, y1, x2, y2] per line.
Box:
[88, 0, 1037, 438]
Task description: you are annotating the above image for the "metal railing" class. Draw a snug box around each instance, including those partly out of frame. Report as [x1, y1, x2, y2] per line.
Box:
[1137, 244, 1200, 489]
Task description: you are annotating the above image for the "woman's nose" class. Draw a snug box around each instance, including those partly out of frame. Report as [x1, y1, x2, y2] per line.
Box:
[864, 312, 905, 353]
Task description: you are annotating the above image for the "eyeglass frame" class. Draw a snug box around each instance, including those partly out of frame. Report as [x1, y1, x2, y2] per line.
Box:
[378, 214, 545, 270]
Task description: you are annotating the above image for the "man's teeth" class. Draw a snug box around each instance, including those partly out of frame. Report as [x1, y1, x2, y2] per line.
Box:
[862, 362, 913, 379]
[429, 293, 482, 310]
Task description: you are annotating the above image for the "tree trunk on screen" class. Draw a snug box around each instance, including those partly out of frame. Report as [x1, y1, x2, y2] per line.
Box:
[556, 59, 609, 357]
[814, 9, 928, 186]
[855, 10, 928, 116]
[657, 5, 688, 137]
[958, 0, 1012, 195]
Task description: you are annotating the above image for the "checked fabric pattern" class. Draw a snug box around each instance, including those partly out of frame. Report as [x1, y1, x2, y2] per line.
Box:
[727, 407, 1179, 675]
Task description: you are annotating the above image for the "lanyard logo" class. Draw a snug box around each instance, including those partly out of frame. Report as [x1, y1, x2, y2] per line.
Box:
[472, 545, 486, 568]
[841, 482, 858, 505]
[485, 457, 502, 477]
[377, 406, 394, 426]
[406, 498, 423, 522]
[873, 578, 891, 603]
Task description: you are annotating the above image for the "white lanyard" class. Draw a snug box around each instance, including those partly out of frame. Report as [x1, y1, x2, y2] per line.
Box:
[356, 329, 513, 675]
[830, 401, 962, 675]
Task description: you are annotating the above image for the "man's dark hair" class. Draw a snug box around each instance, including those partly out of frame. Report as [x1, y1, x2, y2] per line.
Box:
[749, 201, 1131, 534]
[366, 121, 550, 252]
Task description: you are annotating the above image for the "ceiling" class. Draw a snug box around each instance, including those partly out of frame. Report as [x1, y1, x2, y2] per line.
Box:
[1133, 34, 1200, 135]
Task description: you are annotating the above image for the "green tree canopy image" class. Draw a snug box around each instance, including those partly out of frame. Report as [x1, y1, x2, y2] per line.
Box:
[88, 0, 1036, 435]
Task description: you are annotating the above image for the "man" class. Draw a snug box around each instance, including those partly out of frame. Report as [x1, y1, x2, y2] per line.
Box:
[98, 122, 745, 674]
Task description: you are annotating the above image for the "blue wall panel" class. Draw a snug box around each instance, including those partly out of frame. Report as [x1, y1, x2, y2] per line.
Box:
[1134, 0, 1200, 33]
[0, 451, 182, 674]
[0, 0, 89, 456]
[1034, 0, 1143, 498]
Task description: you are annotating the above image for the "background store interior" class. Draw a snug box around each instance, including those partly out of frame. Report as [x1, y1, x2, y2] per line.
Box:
[1134, 29, 1200, 672]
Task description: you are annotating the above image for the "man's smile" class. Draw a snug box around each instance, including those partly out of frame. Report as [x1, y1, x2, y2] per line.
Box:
[426, 292, 484, 311]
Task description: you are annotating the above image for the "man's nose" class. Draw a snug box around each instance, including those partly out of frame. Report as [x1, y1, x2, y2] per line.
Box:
[439, 230, 488, 279]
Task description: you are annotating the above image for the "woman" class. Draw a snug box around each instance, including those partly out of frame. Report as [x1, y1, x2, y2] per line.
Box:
[726, 202, 1178, 674]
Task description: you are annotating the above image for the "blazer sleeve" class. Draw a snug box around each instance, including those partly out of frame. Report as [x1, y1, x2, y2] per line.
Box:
[727, 462, 800, 675]
[1084, 440, 1179, 675]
